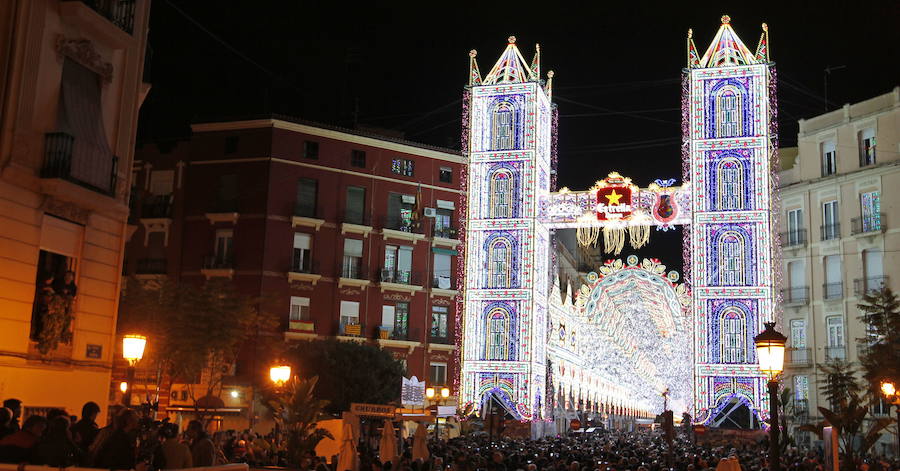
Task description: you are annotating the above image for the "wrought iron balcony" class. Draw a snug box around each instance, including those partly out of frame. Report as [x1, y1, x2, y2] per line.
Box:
[136, 258, 167, 275]
[825, 345, 847, 362]
[141, 195, 172, 218]
[339, 210, 371, 226]
[338, 321, 364, 337]
[781, 287, 809, 305]
[66, 0, 136, 34]
[379, 268, 422, 286]
[854, 276, 888, 296]
[378, 326, 421, 342]
[780, 229, 807, 248]
[432, 272, 455, 290]
[429, 334, 453, 345]
[793, 399, 809, 419]
[338, 260, 368, 280]
[290, 257, 318, 275]
[433, 226, 459, 240]
[787, 348, 811, 367]
[42, 132, 118, 197]
[203, 254, 234, 270]
[293, 202, 318, 219]
[378, 215, 424, 234]
[823, 282, 843, 300]
[851, 214, 885, 235]
[820, 223, 840, 241]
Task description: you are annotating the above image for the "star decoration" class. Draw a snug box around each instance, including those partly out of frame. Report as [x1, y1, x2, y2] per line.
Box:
[605, 190, 624, 205]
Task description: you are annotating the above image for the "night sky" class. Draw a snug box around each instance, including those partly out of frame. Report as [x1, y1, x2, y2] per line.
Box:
[139, 1, 900, 273]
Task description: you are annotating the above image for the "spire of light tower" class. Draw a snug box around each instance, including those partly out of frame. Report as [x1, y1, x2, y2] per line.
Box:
[468, 49, 482, 86]
[755, 23, 771, 62]
[482, 35, 539, 85]
[696, 15, 759, 68]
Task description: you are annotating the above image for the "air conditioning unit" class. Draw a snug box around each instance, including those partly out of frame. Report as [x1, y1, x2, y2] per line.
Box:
[424, 207, 437, 218]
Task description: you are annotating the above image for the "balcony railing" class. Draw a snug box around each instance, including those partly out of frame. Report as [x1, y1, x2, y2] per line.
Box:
[209, 199, 238, 213]
[338, 321, 364, 337]
[339, 210, 371, 226]
[825, 345, 847, 362]
[780, 229, 807, 247]
[339, 261, 369, 280]
[429, 334, 453, 345]
[290, 256, 317, 275]
[380, 268, 422, 286]
[787, 348, 811, 367]
[141, 195, 172, 218]
[433, 226, 459, 240]
[42, 132, 118, 197]
[793, 399, 809, 419]
[68, 0, 136, 34]
[820, 223, 840, 241]
[823, 282, 843, 300]
[377, 326, 421, 342]
[378, 215, 424, 234]
[851, 214, 885, 235]
[203, 254, 234, 270]
[136, 258, 167, 275]
[781, 287, 809, 305]
[293, 202, 318, 219]
[854, 276, 888, 296]
[432, 273, 455, 290]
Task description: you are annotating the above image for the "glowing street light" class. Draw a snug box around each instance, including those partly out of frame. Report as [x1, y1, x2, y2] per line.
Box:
[880, 380, 899, 455]
[426, 386, 452, 440]
[270, 365, 291, 385]
[119, 381, 128, 394]
[754, 322, 787, 471]
[121, 334, 147, 407]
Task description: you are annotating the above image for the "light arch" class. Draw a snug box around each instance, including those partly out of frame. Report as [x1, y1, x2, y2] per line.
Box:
[718, 231, 746, 286]
[716, 157, 744, 210]
[485, 307, 511, 360]
[719, 307, 747, 363]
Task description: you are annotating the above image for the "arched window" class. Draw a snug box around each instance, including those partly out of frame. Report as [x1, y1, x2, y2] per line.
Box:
[488, 238, 511, 288]
[720, 308, 746, 363]
[717, 158, 744, 210]
[719, 231, 745, 286]
[715, 87, 742, 138]
[486, 308, 510, 360]
[489, 170, 513, 218]
[492, 102, 514, 150]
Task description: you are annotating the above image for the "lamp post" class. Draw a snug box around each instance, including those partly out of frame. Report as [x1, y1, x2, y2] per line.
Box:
[880, 380, 900, 456]
[269, 364, 292, 387]
[121, 335, 147, 407]
[426, 386, 450, 440]
[754, 322, 787, 471]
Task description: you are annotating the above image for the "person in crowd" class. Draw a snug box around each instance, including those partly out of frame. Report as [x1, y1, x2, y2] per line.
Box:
[30, 415, 82, 467]
[88, 404, 123, 465]
[94, 408, 140, 470]
[0, 408, 11, 437]
[71, 401, 101, 452]
[186, 420, 216, 467]
[0, 399, 22, 438]
[0, 414, 47, 463]
[159, 423, 191, 470]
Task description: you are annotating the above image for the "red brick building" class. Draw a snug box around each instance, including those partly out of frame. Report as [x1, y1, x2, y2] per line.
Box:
[125, 116, 464, 417]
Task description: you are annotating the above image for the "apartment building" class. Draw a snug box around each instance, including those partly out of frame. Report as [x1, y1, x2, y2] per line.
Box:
[778, 87, 899, 454]
[123, 116, 465, 426]
[0, 0, 150, 420]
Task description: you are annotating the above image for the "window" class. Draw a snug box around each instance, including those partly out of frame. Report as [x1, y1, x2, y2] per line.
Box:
[383, 245, 412, 283]
[340, 301, 359, 329]
[720, 308, 745, 363]
[490, 170, 512, 218]
[215, 174, 238, 212]
[788, 261, 806, 302]
[289, 296, 310, 322]
[862, 249, 885, 294]
[433, 252, 452, 289]
[434, 207, 454, 238]
[345, 186, 366, 225]
[387, 192, 416, 231]
[717, 159, 743, 210]
[342, 239, 363, 278]
[492, 102, 515, 150]
[824, 255, 842, 299]
[488, 239, 511, 288]
[821, 140, 837, 176]
[295, 178, 318, 218]
[31, 250, 77, 341]
[149, 170, 174, 195]
[715, 88, 742, 138]
[793, 375, 809, 401]
[292, 233, 312, 273]
[224, 136, 239, 154]
[790, 319, 807, 348]
[859, 128, 876, 166]
[304, 141, 319, 159]
[822, 200, 839, 240]
[391, 158, 414, 176]
[787, 209, 803, 245]
[429, 362, 448, 385]
[431, 306, 448, 340]
[718, 231, 745, 286]
[486, 308, 510, 360]
[826, 316, 844, 347]
[859, 191, 881, 233]
[393, 302, 409, 337]
[439, 167, 453, 183]
[351, 150, 366, 168]
[214, 229, 233, 266]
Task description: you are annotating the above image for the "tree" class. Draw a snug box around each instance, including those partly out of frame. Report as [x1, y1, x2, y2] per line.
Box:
[857, 287, 900, 390]
[118, 277, 279, 421]
[288, 338, 404, 414]
[261, 376, 333, 465]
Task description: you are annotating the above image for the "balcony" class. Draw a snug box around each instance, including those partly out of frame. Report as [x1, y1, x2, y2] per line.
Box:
[379, 268, 423, 294]
[781, 287, 809, 305]
[793, 399, 809, 419]
[854, 276, 888, 296]
[433, 226, 459, 240]
[786, 348, 811, 367]
[339, 211, 373, 237]
[286, 319, 316, 341]
[205, 200, 239, 224]
[288, 258, 320, 285]
[780, 229, 807, 248]
[377, 327, 422, 352]
[42, 132, 118, 197]
[432, 273, 458, 298]
[851, 214, 885, 236]
[379, 215, 425, 243]
[292, 204, 324, 231]
[136, 258, 167, 275]
[825, 345, 847, 362]
[201, 254, 234, 278]
[141, 195, 172, 219]
[338, 262, 370, 288]
[820, 223, 840, 241]
[65, 0, 136, 34]
[823, 282, 843, 300]
[337, 321, 366, 342]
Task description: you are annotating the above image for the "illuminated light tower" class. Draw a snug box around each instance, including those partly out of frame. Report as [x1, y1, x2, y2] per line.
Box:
[685, 16, 777, 425]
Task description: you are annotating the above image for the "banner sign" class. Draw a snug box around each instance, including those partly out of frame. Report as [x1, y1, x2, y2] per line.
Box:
[350, 403, 395, 418]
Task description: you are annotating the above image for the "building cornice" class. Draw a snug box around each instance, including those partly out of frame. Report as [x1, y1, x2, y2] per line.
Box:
[778, 160, 900, 194]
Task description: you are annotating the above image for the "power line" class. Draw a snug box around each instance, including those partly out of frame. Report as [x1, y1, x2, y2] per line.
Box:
[554, 95, 679, 125]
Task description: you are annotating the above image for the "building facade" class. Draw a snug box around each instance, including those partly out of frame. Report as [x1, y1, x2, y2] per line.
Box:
[0, 0, 150, 421]
[778, 87, 900, 454]
[124, 117, 465, 426]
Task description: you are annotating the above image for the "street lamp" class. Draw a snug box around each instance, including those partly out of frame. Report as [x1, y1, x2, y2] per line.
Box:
[122, 335, 147, 407]
[755, 322, 787, 471]
[426, 386, 451, 440]
[270, 365, 291, 386]
[880, 380, 900, 456]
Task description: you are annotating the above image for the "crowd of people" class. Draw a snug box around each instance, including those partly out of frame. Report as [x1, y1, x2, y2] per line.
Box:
[2, 396, 899, 471]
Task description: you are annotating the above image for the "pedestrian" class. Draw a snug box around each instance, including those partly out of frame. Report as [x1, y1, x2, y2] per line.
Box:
[159, 423, 191, 470]
[71, 401, 101, 452]
[30, 415, 82, 467]
[0, 399, 22, 438]
[88, 404, 123, 465]
[94, 408, 140, 470]
[0, 414, 47, 463]
[186, 420, 216, 467]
